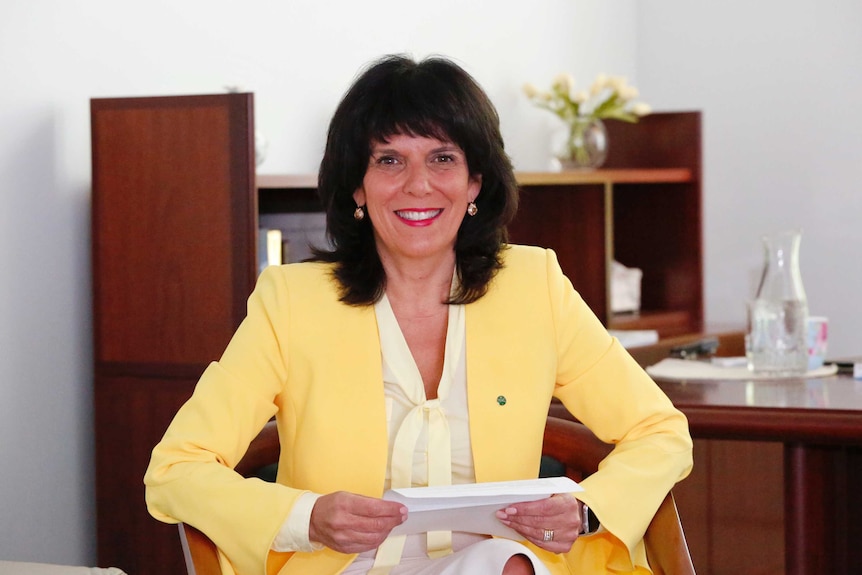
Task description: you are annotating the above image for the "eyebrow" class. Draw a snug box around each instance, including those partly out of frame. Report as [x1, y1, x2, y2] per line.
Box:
[369, 143, 462, 155]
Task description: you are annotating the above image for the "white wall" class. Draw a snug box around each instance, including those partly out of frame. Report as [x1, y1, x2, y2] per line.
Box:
[0, 0, 637, 565]
[637, 0, 862, 356]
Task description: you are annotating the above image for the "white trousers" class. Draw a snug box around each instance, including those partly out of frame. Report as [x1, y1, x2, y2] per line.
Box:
[343, 533, 552, 575]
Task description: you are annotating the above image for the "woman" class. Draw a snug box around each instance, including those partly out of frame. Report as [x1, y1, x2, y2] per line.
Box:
[145, 54, 692, 575]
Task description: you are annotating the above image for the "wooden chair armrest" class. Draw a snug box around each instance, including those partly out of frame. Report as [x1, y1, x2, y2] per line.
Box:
[644, 492, 696, 575]
[179, 522, 221, 575]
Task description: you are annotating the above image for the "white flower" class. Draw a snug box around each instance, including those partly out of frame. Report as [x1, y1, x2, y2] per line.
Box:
[590, 74, 609, 96]
[524, 72, 650, 125]
[522, 82, 540, 99]
[551, 73, 576, 95]
[629, 102, 652, 116]
[607, 76, 628, 93]
[619, 85, 639, 100]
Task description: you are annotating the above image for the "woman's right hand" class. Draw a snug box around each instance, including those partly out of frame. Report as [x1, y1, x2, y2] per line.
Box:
[309, 491, 408, 553]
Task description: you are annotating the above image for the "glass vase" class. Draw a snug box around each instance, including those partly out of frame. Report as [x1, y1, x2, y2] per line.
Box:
[746, 230, 809, 375]
[554, 116, 608, 171]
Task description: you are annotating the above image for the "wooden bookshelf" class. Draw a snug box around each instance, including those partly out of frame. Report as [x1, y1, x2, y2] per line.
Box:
[258, 112, 704, 334]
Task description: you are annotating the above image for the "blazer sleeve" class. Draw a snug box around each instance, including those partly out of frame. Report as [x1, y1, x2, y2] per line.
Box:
[143, 266, 307, 575]
[544, 249, 693, 570]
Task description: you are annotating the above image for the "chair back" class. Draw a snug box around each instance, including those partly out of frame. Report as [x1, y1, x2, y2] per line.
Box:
[180, 418, 695, 575]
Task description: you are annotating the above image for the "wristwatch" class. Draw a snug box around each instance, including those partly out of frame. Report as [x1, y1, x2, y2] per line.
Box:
[580, 503, 600, 535]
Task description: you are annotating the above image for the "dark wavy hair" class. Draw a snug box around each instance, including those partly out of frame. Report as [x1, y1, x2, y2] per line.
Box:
[311, 54, 519, 305]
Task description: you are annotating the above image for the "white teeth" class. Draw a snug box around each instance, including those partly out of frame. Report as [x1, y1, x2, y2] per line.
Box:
[396, 209, 442, 221]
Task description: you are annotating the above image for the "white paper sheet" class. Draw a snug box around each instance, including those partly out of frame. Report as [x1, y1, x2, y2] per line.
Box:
[646, 357, 838, 381]
[383, 477, 582, 539]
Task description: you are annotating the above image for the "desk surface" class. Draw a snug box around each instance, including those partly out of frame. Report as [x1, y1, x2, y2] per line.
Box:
[656, 373, 862, 444]
[546, 368, 862, 573]
[647, 370, 862, 575]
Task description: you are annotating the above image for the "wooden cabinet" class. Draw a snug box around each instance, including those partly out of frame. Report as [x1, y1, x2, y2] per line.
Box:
[91, 96, 701, 574]
[91, 93, 256, 574]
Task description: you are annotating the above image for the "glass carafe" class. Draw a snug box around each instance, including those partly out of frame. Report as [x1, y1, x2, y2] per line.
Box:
[747, 230, 809, 375]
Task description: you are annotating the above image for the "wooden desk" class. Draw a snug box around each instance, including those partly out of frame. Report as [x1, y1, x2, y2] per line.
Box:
[623, 329, 860, 573]
[551, 372, 861, 573]
[655, 373, 862, 575]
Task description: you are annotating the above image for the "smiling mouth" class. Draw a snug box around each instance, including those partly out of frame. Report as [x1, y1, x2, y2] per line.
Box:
[395, 209, 443, 222]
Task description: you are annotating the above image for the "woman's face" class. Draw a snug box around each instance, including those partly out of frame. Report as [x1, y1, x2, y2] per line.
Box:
[353, 133, 481, 267]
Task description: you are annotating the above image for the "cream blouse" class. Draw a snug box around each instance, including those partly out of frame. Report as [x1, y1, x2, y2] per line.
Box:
[272, 293, 476, 559]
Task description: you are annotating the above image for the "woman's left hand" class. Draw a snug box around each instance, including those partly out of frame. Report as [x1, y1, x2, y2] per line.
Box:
[495, 493, 583, 553]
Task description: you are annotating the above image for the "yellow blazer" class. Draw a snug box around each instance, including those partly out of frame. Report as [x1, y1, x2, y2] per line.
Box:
[145, 245, 692, 575]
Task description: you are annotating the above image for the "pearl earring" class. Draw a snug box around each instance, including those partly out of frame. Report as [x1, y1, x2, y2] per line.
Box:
[354, 206, 365, 221]
[466, 202, 478, 216]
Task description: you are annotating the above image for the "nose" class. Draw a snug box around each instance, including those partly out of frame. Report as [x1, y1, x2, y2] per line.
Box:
[403, 164, 432, 197]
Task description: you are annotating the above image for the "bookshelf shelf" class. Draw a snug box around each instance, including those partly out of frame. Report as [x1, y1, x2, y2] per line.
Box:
[256, 167, 693, 190]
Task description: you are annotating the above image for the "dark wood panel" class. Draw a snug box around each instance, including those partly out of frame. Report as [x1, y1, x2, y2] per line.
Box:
[603, 111, 702, 172]
[670, 439, 711, 571]
[785, 445, 862, 575]
[604, 112, 703, 333]
[673, 439, 785, 575]
[847, 452, 862, 571]
[712, 441, 784, 575]
[613, 182, 703, 332]
[508, 183, 607, 321]
[96, 361, 209, 380]
[94, 376, 196, 574]
[91, 94, 257, 575]
[91, 93, 256, 367]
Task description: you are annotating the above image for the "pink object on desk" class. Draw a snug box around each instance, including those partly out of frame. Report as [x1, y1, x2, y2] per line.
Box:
[806, 315, 828, 370]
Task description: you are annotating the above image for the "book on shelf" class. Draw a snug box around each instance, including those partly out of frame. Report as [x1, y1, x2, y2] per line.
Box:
[258, 228, 283, 274]
[258, 212, 329, 263]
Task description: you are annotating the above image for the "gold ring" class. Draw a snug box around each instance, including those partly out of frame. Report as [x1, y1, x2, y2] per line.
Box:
[542, 528, 554, 542]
